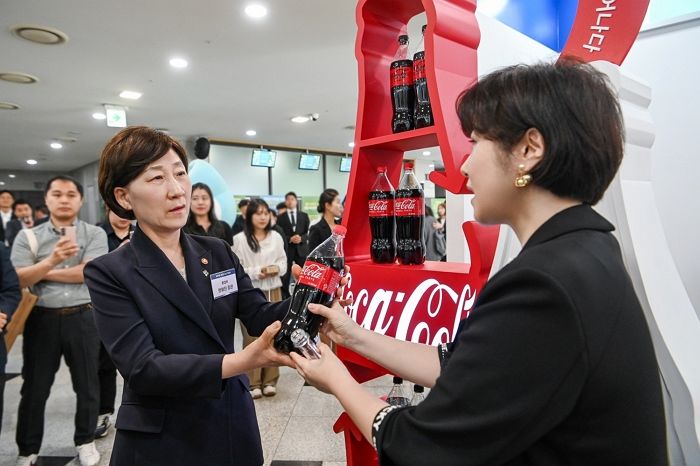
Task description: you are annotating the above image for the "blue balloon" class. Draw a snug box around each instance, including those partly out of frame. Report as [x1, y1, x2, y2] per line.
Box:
[188, 159, 236, 225]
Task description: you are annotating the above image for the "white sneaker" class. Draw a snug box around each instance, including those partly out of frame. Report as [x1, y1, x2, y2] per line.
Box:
[95, 413, 112, 438]
[76, 441, 101, 466]
[262, 385, 277, 396]
[15, 454, 37, 466]
[250, 388, 263, 399]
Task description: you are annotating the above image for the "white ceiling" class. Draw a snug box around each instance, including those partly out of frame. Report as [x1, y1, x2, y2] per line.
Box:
[0, 0, 378, 178]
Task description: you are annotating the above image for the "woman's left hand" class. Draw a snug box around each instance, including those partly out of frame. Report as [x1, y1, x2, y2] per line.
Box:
[289, 342, 352, 394]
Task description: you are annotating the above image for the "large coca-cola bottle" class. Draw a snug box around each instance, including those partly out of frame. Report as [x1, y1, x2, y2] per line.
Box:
[274, 225, 346, 355]
[395, 162, 425, 265]
[390, 34, 414, 133]
[369, 166, 395, 263]
[413, 25, 433, 128]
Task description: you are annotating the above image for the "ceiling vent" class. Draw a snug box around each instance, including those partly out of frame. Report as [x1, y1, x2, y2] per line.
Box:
[0, 72, 39, 84]
[11, 24, 69, 45]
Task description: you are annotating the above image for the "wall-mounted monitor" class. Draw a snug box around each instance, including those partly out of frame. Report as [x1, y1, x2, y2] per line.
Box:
[251, 149, 277, 168]
[299, 153, 321, 171]
[339, 157, 352, 173]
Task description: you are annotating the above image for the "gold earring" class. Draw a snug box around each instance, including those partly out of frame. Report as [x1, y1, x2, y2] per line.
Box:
[514, 164, 532, 188]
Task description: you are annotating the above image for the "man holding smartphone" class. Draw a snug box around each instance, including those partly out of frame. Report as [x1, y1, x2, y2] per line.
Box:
[10, 175, 108, 466]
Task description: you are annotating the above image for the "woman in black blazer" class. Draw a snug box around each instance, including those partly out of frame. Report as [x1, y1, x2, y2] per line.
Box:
[308, 188, 342, 252]
[84, 126, 292, 466]
[290, 62, 668, 465]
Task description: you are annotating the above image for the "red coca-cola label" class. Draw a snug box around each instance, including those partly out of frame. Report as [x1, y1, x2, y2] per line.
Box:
[298, 261, 342, 294]
[394, 197, 423, 216]
[390, 65, 413, 87]
[368, 199, 394, 217]
[413, 58, 425, 80]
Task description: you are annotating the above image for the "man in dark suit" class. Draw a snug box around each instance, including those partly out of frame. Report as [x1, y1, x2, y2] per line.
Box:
[276, 192, 310, 298]
[231, 198, 249, 237]
[0, 190, 16, 246]
[4, 199, 34, 248]
[0, 242, 21, 440]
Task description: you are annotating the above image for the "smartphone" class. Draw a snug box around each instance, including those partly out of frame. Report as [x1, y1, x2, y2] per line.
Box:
[60, 225, 77, 244]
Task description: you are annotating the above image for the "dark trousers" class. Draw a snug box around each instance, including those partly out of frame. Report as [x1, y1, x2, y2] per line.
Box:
[281, 252, 306, 299]
[98, 342, 116, 415]
[0, 373, 5, 440]
[16, 307, 100, 455]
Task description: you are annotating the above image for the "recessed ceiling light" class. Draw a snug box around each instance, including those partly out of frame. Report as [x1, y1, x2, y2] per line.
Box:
[0, 102, 20, 110]
[245, 4, 268, 18]
[422, 151, 431, 156]
[92, 112, 107, 120]
[0, 181, 5, 186]
[50, 142, 63, 149]
[119, 90, 142, 100]
[10, 24, 69, 45]
[291, 116, 310, 124]
[0, 72, 39, 84]
[348, 142, 355, 148]
[246, 130, 257, 136]
[26, 159, 38, 165]
[169, 57, 188, 69]
[8, 174, 16, 178]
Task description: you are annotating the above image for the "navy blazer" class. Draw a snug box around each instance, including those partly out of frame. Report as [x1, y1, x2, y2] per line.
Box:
[84, 227, 289, 466]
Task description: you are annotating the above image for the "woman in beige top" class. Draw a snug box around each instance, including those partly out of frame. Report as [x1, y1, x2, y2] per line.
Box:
[231, 198, 287, 398]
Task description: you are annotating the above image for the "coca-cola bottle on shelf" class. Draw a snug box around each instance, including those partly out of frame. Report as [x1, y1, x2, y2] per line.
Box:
[413, 25, 433, 128]
[395, 162, 425, 265]
[274, 225, 346, 355]
[369, 166, 396, 263]
[390, 34, 414, 133]
[386, 377, 410, 407]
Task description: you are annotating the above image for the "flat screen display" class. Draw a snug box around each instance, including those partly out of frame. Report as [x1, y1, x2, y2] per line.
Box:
[251, 149, 277, 168]
[339, 157, 352, 172]
[299, 153, 321, 171]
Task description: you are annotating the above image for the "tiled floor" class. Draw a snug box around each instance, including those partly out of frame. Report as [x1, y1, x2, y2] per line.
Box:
[0, 322, 396, 466]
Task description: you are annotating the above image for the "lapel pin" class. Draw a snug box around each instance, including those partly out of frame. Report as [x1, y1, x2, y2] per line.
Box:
[201, 258, 208, 265]
[203, 270, 209, 277]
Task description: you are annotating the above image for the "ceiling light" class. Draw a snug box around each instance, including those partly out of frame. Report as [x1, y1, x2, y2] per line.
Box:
[348, 142, 355, 148]
[8, 174, 16, 178]
[246, 130, 257, 136]
[50, 142, 63, 149]
[27, 159, 38, 165]
[169, 57, 188, 69]
[92, 112, 106, 120]
[422, 151, 431, 156]
[10, 24, 69, 45]
[245, 4, 268, 18]
[0, 102, 20, 110]
[0, 72, 39, 84]
[291, 116, 310, 124]
[119, 90, 142, 100]
[0, 181, 5, 186]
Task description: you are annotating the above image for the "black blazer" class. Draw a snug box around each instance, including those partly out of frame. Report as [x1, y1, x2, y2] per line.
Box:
[376, 205, 667, 466]
[0, 213, 16, 243]
[84, 227, 289, 466]
[0, 243, 21, 370]
[308, 218, 339, 252]
[276, 210, 310, 260]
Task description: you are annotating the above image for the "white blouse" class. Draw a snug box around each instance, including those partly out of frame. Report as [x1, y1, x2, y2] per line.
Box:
[231, 230, 287, 291]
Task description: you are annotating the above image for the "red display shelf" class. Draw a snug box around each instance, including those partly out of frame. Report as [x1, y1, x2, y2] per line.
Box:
[358, 127, 438, 151]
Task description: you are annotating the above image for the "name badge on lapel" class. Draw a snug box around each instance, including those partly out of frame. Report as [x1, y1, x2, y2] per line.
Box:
[210, 268, 238, 299]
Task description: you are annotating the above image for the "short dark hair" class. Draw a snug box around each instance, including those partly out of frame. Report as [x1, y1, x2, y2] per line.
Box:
[34, 204, 49, 215]
[276, 202, 286, 211]
[0, 190, 14, 198]
[237, 198, 250, 209]
[285, 191, 297, 200]
[456, 60, 624, 205]
[99, 126, 188, 220]
[317, 188, 339, 214]
[12, 199, 32, 211]
[44, 175, 84, 198]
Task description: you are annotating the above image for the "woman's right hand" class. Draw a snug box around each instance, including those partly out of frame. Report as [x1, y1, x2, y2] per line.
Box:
[307, 301, 360, 349]
[243, 321, 295, 369]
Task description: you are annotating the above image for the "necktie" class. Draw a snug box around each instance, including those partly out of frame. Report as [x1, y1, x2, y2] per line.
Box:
[291, 211, 296, 229]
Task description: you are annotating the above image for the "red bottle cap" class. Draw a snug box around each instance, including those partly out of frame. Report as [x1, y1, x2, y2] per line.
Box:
[404, 162, 414, 170]
[376, 166, 387, 173]
[332, 225, 347, 237]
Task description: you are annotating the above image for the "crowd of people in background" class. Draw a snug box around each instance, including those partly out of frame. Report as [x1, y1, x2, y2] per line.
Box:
[0, 172, 446, 465]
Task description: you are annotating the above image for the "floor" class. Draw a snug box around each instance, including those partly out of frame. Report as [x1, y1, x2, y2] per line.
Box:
[0, 322, 395, 466]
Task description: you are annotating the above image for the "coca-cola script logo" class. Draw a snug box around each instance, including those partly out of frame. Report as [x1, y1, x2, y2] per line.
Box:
[394, 197, 423, 217]
[342, 271, 476, 346]
[299, 262, 342, 294]
[368, 199, 394, 217]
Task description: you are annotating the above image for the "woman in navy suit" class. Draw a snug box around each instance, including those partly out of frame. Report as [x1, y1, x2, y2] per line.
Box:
[84, 126, 292, 465]
[291, 62, 667, 464]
